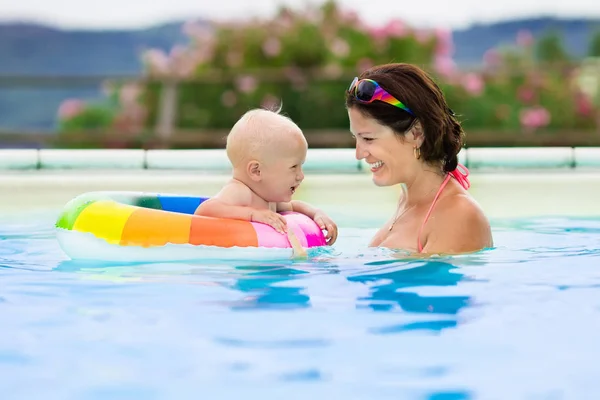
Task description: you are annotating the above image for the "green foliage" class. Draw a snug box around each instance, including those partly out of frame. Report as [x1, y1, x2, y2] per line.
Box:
[589, 29, 600, 57]
[536, 30, 570, 62]
[56, 0, 599, 144]
[58, 104, 115, 132]
[138, 1, 445, 131]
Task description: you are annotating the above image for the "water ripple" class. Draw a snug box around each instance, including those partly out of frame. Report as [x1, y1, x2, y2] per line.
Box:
[1, 214, 600, 398]
[278, 369, 325, 382]
[214, 337, 331, 349]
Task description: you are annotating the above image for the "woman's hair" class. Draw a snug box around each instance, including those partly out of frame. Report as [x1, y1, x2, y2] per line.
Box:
[345, 63, 464, 172]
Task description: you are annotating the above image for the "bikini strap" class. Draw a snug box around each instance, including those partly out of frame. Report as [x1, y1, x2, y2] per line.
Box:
[417, 163, 470, 252]
[449, 163, 470, 190]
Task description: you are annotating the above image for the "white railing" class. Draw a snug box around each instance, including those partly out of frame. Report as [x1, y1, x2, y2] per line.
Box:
[0, 147, 599, 171]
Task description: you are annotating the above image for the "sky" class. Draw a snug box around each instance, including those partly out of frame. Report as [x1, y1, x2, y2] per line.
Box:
[1, 0, 599, 30]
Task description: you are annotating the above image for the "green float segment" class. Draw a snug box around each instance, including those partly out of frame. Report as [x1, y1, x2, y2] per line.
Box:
[55, 200, 94, 230]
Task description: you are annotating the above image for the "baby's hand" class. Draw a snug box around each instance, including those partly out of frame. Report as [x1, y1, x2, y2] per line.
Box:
[251, 209, 288, 234]
[313, 211, 338, 245]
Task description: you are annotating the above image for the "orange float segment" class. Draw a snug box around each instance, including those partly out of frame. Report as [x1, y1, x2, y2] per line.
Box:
[120, 207, 193, 247]
[189, 216, 258, 248]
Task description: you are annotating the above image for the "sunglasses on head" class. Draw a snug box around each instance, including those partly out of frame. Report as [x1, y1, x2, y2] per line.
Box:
[347, 77, 415, 116]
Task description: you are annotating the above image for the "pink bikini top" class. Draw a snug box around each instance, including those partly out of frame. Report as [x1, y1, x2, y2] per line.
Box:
[417, 163, 470, 253]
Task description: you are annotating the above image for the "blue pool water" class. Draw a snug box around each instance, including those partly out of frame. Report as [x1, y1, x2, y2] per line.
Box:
[2, 212, 600, 399]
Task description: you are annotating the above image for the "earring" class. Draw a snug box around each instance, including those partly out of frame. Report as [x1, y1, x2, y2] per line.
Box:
[413, 146, 421, 159]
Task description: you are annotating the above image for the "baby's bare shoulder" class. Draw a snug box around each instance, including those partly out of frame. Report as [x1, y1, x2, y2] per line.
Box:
[213, 180, 253, 206]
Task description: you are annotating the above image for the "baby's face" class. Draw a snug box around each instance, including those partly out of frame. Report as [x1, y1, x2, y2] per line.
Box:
[260, 138, 307, 202]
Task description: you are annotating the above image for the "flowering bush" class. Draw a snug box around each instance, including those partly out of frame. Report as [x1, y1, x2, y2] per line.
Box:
[55, 81, 148, 147]
[438, 32, 598, 135]
[135, 1, 452, 131]
[57, 0, 599, 147]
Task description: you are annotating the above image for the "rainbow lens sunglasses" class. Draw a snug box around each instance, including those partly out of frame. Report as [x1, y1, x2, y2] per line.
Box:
[347, 77, 415, 116]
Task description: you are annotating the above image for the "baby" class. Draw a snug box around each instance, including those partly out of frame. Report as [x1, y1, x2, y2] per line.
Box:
[194, 107, 338, 246]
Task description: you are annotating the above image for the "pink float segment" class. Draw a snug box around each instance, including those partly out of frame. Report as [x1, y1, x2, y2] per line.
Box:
[251, 212, 327, 248]
[282, 212, 327, 248]
[252, 222, 289, 248]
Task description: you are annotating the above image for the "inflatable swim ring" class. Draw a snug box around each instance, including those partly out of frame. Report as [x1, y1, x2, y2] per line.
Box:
[55, 191, 327, 262]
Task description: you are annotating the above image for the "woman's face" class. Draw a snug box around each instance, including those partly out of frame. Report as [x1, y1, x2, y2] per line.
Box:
[348, 107, 420, 187]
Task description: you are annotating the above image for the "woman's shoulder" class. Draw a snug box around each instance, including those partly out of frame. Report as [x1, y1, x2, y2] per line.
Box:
[423, 191, 493, 254]
[441, 190, 486, 219]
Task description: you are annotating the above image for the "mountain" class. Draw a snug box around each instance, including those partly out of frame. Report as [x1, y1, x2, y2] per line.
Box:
[1, 16, 599, 131]
[0, 21, 189, 75]
[0, 21, 193, 134]
[452, 17, 600, 64]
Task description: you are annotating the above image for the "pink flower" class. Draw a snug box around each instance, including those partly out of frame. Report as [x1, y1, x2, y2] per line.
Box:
[384, 19, 406, 38]
[414, 29, 432, 44]
[527, 71, 545, 88]
[262, 37, 281, 57]
[221, 90, 237, 108]
[517, 85, 536, 103]
[434, 27, 454, 57]
[169, 45, 186, 60]
[461, 73, 484, 96]
[182, 20, 213, 43]
[483, 49, 502, 67]
[143, 49, 170, 75]
[367, 27, 387, 41]
[519, 106, 551, 129]
[338, 9, 359, 24]
[433, 56, 456, 79]
[516, 30, 534, 47]
[575, 92, 594, 117]
[119, 83, 141, 106]
[435, 27, 452, 42]
[58, 99, 85, 120]
[112, 102, 147, 134]
[169, 45, 196, 77]
[235, 75, 258, 94]
[330, 38, 350, 58]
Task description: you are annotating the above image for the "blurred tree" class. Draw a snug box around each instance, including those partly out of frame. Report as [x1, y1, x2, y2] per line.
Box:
[535, 30, 570, 62]
[588, 29, 600, 57]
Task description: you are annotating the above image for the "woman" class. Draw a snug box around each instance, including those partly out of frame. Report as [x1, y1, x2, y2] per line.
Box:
[345, 63, 493, 255]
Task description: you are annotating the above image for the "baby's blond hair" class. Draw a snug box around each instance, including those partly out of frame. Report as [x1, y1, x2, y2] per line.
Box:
[226, 106, 305, 167]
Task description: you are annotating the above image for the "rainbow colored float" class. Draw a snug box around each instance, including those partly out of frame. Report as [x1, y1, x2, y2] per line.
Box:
[55, 191, 327, 262]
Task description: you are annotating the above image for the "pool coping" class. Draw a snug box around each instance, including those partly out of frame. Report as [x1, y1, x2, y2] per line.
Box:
[0, 147, 598, 171]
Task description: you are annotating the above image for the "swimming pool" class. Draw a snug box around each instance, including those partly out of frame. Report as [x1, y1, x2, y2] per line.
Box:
[1, 170, 600, 399]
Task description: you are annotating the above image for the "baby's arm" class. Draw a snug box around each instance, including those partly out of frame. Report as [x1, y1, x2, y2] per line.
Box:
[195, 182, 254, 220]
[196, 182, 288, 233]
[277, 200, 315, 218]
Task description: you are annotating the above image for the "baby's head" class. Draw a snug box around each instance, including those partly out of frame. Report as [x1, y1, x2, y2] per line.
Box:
[226, 107, 308, 203]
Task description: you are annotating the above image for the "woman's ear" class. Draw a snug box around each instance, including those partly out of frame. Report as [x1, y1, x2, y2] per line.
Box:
[409, 120, 424, 147]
